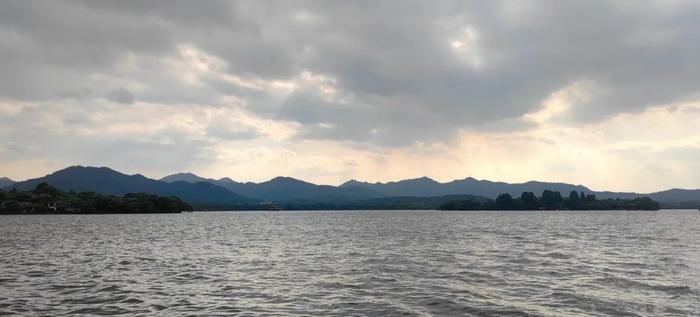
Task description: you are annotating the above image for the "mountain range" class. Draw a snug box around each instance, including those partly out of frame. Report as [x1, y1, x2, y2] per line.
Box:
[8, 167, 252, 207]
[160, 172, 384, 202]
[340, 178, 700, 208]
[340, 177, 592, 198]
[4, 166, 700, 209]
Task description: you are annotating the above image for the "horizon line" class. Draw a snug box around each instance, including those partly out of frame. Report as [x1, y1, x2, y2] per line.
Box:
[4, 165, 696, 194]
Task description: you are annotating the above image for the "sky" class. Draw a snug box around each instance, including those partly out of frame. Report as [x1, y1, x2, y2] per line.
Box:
[1, 0, 700, 192]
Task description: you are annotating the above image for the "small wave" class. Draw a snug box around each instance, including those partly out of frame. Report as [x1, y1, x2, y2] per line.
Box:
[121, 297, 144, 304]
[593, 277, 694, 295]
[542, 252, 573, 259]
[61, 295, 127, 305]
[95, 285, 122, 293]
[421, 298, 533, 317]
[68, 306, 132, 315]
[214, 305, 242, 313]
[150, 304, 168, 311]
[2, 210, 698, 316]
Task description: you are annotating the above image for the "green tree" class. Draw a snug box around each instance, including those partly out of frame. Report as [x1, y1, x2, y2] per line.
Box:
[495, 193, 515, 210]
[520, 192, 538, 210]
[567, 190, 580, 209]
[33, 182, 59, 197]
[541, 190, 563, 209]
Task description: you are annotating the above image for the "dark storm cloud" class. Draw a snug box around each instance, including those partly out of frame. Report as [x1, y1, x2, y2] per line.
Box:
[1, 0, 699, 146]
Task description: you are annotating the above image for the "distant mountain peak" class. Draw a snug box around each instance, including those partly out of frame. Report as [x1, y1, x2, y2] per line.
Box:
[340, 179, 367, 187]
[378, 176, 440, 186]
[62, 165, 111, 172]
[409, 176, 439, 183]
[268, 176, 309, 184]
[218, 177, 236, 183]
[160, 172, 209, 183]
[49, 165, 122, 178]
[171, 172, 199, 178]
[343, 176, 440, 187]
[0, 176, 14, 188]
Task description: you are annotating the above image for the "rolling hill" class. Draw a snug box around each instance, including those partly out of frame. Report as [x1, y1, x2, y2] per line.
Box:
[341, 177, 591, 199]
[11, 166, 254, 207]
[160, 174, 386, 202]
[341, 177, 700, 208]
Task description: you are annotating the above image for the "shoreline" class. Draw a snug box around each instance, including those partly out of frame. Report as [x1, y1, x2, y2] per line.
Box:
[3, 208, 696, 215]
[0, 211, 184, 215]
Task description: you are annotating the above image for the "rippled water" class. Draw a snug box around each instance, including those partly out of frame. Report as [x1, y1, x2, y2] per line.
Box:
[1, 210, 699, 316]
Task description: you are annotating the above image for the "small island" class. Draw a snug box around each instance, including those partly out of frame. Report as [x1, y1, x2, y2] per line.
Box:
[0, 182, 193, 214]
[440, 190, 660, 211]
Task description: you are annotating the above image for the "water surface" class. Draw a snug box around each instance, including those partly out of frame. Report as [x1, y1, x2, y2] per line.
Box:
[1, 210, 699, 316]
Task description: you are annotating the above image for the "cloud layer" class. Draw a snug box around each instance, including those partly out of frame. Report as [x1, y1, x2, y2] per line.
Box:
[1, 0, 700, 191]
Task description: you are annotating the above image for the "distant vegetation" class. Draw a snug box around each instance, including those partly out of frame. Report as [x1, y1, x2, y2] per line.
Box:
[280, 194, 490, 210]
[440, 190, 660, 211]
[0, 182, 192, 214]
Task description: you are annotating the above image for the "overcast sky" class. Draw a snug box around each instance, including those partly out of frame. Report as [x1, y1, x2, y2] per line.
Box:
[1, 0, 700, 192]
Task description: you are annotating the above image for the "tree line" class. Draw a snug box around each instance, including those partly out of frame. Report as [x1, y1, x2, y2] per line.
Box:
[440, 190, 660, 211]
[0, 182, 193, 214]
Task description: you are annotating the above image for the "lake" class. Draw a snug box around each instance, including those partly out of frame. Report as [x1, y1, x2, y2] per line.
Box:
[1, 210, 698, 316]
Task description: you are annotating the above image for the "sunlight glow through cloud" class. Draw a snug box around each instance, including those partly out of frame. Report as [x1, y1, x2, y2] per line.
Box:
[1, 1, 699, 192]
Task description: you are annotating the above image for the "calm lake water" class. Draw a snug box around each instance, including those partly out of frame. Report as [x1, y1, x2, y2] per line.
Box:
[1, 210, 699, 316]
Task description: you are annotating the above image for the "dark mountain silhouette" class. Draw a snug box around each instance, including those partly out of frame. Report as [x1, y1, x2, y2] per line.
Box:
[161, 173, 385, 202]
[159, 172, 212, 184]
[590, 191, 640, 200]
[341, 177, 700, 206]
[0, 177, 14, 188]
[13, 167, 700, 209]
[11, 166, 253, 206]
[646, 189, 700, 208]
[342, 177, 445, 196]
[341, 177, 591, 199]
[566, 189, 700, 208]
[648, 188, 700, 202]
[217, 177, 237, 184]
